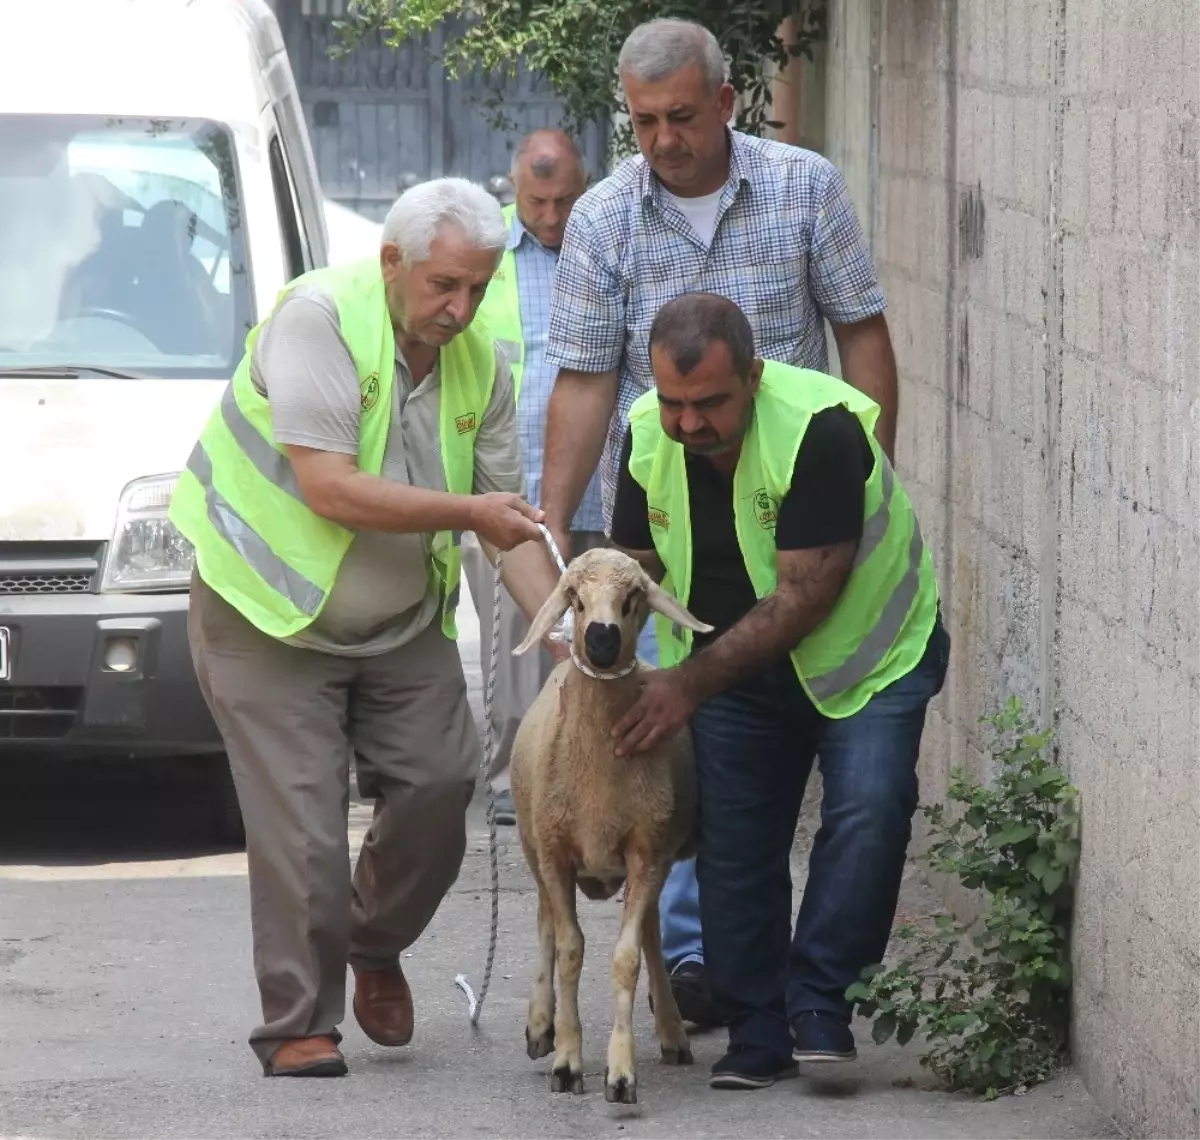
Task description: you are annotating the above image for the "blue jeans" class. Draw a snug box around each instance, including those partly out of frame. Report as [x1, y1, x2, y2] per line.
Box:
[639, 622, 706, 969]
[694, 617, 950, 1062]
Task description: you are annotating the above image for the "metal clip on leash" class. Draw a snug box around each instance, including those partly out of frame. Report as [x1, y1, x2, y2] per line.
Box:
[454, 523, 569, 1026]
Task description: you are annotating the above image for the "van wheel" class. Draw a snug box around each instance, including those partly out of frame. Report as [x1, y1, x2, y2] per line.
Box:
[205, 754, 245, 848]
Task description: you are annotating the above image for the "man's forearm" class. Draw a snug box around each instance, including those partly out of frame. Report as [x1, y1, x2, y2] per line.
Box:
[306, 468, 476, 535]
[834, 313, 898, 462]
[484, 537, 562, 624]
[677, 541, 857, 704]
[611, 544, 665, 584]
[540, 369, 618, 530]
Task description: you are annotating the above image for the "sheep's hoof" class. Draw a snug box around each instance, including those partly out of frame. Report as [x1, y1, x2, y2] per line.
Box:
[550, 1064, 584, 1095]
[526, 1024, 555, 1060]
[604, 1070, 638, 1105]
[661, 1043, 693, 1066]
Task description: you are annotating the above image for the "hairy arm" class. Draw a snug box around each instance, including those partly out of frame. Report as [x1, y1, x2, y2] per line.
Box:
[286, 344, 543, 548]
[833, 313, 898, 462]
[540, 368, 618, 546]
[480, 536, 564, 626]
[610, 543, 665, 584]
[677, 539, 858, 704]
[806, 159, 897, 461]
[287, 446, 477, 534]
[540, 199, 626, 554]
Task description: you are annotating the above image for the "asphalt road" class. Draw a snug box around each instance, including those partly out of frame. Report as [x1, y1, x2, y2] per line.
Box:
[0, 580, 1122, 1139]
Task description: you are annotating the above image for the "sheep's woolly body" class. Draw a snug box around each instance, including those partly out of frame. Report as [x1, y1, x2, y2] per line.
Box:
[511, 660, 696, 898]
[507, 547, 711, 1104]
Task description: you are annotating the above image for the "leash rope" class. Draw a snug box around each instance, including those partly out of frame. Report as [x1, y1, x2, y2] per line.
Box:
[454, 524, 567, 1025]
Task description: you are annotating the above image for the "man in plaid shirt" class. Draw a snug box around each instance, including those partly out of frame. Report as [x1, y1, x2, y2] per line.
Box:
[539, 18, 901, 1038]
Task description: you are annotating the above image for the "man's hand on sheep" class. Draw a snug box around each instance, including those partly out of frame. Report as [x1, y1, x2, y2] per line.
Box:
[611, 668, 699, 757]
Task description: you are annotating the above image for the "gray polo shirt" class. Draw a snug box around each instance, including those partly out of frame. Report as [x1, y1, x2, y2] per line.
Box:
[250, 283, 525, 657]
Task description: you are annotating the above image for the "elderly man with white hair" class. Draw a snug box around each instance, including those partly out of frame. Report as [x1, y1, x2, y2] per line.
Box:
[170, 177, 562, 1079]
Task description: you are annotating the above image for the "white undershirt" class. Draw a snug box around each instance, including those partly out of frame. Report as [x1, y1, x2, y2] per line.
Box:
[661, 186, 724, 247]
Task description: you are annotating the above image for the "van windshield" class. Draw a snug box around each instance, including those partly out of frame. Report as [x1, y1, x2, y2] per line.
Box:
[0, 115, 252, 379]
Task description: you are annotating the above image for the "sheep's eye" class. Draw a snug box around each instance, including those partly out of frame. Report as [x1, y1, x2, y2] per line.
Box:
[566, 588, 583, 612]
[621, 589, 643, 617]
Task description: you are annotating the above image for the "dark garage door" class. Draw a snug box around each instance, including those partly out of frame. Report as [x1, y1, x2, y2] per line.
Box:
[276, 0, 610, 220]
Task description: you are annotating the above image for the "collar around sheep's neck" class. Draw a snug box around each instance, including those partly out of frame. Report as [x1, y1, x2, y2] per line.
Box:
[570, 650, 636, 681]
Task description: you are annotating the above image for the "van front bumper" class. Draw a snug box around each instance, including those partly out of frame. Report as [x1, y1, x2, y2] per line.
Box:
[0, 592, 221, 757]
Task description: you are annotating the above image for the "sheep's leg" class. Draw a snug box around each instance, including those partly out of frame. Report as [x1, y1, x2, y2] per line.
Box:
[604, 852, 658, 1105]
[641, 883, 693, 1066]
[525, 880, 557, 1060]
[540, 858, 585, 1094]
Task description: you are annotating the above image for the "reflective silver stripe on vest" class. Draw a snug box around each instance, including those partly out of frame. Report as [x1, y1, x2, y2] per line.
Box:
[805, 518, 926, 702]
[185, 442, 325, 617]
[220, 386, 307, 504]
[495, 339, 522, 368]
[224, 383, 464, 564]
[852, 459, 894, 570]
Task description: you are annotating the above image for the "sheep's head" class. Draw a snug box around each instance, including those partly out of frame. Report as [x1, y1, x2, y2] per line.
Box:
[513, 548, 713, 673]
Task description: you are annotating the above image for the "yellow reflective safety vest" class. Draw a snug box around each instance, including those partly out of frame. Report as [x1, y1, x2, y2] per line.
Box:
[627, 361, 939, 719]
[168, 256, 496, 642]
[474, 202, 525, 399]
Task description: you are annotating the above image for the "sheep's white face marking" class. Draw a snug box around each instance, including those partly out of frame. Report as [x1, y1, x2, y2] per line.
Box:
[563, 555, 650, 672]
[512, 548, 714, 669]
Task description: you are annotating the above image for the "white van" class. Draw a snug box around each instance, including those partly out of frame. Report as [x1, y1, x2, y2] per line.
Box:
[0, 0, 342, 840]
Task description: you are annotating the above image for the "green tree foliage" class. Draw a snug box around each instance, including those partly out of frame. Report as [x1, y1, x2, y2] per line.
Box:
[334, 0, 826, 157]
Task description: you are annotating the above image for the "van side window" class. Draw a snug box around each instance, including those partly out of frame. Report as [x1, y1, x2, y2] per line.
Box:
[269, 134, 308, 281]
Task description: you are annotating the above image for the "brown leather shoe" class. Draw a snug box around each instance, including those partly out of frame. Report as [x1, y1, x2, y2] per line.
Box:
[353, 963, 414, 1046]
[263, 1035, 347, 1077]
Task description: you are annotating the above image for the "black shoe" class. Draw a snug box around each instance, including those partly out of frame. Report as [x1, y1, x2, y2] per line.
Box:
[649, 961, 729, 1028]
[709, 1045, 799, 1090]
[492, 788, 516, 826]
[791, 1011, 857, 1062]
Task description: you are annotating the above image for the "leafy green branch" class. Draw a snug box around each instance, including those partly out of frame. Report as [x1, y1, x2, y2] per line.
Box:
[333, 0, 827, 159]
[848, 697, 1080, 1099]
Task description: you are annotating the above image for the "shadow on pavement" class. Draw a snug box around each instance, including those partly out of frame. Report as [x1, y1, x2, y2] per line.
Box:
[0, 755, 244, 866]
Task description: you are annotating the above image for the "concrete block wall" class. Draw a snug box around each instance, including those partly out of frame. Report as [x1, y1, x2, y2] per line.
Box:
[818, 2, 1200, 1136]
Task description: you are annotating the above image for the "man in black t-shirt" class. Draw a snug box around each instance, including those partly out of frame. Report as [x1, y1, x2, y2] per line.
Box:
[609, 293, 949, 1091]
[612, 398, 875, 635]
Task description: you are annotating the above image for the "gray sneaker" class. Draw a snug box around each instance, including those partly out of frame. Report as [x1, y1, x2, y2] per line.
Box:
[492, 788, 516, 826]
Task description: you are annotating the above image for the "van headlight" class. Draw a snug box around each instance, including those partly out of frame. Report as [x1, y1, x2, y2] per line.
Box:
[101, 474, 195, 593]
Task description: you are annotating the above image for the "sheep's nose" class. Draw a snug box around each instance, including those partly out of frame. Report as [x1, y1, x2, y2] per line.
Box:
[584, 621, 622, 668]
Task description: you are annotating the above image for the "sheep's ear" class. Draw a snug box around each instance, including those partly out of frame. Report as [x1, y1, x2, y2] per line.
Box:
[514, 581, 570, 655]
[646, 579, 714, 634]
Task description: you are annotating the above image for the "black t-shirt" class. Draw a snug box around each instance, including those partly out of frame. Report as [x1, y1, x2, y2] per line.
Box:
[610, 405, 873, 648]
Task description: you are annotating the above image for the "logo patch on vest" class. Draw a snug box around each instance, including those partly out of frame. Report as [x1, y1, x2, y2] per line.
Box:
[648, 507, 670, 531]
[360, 373, 380, 412]
[752, 489, 778, 532]
[455, 412, 477, 435]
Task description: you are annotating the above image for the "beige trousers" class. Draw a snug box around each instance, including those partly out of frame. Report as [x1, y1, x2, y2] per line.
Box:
[188, 570, 479, 1064]
[460, 530, 607, 792]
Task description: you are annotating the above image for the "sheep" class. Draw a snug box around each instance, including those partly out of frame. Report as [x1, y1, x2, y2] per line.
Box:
[508, 546, 714, 1105]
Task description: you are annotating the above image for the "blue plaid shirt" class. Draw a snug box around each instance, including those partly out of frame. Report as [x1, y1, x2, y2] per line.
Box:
[545, 130, 887, 528]
[509, 214, 606, 534]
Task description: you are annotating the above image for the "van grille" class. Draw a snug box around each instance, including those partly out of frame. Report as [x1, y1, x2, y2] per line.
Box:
[0, 572, 94, 596]
[0, 542, 104, 596]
